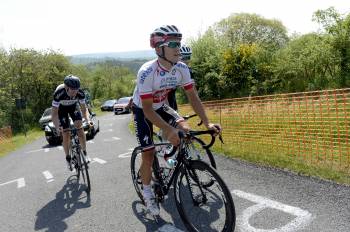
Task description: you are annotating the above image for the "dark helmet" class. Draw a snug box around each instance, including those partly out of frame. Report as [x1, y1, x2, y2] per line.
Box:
[150, 25, 182, 48]
[64, 75, 80, 89]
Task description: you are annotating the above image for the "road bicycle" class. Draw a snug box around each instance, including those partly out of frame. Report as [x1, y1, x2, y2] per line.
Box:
[131, 130, 235, 231]
[152, 113, 220, 169]
[65, 126, 91, 193]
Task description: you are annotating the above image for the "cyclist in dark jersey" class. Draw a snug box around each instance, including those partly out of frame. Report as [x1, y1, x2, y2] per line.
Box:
[167, 44, 193, 111]
[51, 75, 92, 170]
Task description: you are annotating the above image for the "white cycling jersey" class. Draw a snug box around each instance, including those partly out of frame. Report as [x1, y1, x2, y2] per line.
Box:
[133, 59, 194, 109]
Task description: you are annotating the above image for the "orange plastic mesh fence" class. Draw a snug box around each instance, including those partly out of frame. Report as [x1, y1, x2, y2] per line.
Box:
[180, 88, 350, 173]
[0, 126, 13, 145]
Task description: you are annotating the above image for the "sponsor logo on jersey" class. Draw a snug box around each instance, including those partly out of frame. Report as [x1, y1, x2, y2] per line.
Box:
[176, 63, 187, 69]
[60, 99, 78, 106]
[139, 67, 153, 84]
[171, 69, 176, 75]
[143, 135, 149, 143]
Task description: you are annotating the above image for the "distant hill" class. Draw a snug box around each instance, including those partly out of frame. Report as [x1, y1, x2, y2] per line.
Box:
[68, 50, 157, 73]
[69, 50, 156, 64]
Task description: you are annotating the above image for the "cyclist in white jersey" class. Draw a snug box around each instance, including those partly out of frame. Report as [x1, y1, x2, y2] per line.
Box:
[132, 25, 221, 216]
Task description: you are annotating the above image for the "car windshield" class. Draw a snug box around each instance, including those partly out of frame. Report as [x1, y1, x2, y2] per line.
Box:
[42, 108, 52, 117]
[117, 98, 130, 104]
[104, 100, 116, 105]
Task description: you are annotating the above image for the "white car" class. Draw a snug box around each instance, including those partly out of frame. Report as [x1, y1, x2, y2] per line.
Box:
[113, 97, 132, 115]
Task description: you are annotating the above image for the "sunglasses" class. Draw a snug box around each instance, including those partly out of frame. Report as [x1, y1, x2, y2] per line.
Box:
[161, 41, 181, 48]
[181, 55, 191, 61]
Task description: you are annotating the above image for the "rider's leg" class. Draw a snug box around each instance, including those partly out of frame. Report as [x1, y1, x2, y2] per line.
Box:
[74, 120, 86, 152]
[141, 148, 159, 216]
[75, 120, 91, 162]
[140, 149, 155, 186]
[133, 106, 159, 215]
[62, 131, 71, 157]
[58, 110, 73, 170]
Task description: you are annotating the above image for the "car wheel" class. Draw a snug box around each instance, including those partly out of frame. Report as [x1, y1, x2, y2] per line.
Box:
[47, 138, 61, 146]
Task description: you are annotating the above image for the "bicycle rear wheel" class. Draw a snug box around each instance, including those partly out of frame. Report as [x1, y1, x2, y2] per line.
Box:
[130, 146, 144, 203]
[174, 160, 235, 232]
[77, 151, 91, 193]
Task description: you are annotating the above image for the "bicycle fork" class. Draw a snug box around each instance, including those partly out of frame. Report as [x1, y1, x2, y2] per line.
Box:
[184, 164, 208, 206]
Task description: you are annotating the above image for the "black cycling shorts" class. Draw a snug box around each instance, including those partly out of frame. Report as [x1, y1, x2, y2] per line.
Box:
[58, 105, 83, 129]
[132, 104, 183, 151]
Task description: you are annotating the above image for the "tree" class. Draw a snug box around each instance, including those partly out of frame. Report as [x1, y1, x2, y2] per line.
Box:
[313, 7, 350, 87]
[214, 13, 289, 51]
[272, 33, 339, 92]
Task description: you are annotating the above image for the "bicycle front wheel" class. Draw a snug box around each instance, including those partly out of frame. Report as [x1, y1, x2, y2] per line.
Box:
[174, 160, 235, 232]
[77, 151, 91, 193]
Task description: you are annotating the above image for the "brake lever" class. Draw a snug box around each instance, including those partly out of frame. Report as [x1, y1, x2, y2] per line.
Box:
[218, 133, 224, 144]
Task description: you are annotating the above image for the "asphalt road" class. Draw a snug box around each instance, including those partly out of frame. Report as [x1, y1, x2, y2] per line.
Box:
[0, 113, 349, 232]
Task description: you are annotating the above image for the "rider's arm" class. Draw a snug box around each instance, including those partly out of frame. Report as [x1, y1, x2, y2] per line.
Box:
[51, 106, 60, 131]
[80, 103, 90, 122]
[184, 87, 210, 127]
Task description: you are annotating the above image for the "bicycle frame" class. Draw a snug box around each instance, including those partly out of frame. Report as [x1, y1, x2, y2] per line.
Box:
[152, 130, 217, 201]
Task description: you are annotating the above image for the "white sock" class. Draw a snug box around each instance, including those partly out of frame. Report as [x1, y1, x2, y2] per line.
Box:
[143, 184, 153, 199]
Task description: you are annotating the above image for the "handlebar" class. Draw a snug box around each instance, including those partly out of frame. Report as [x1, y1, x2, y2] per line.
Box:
[163, 129, 223, 159]
[182, 113, 203, 126]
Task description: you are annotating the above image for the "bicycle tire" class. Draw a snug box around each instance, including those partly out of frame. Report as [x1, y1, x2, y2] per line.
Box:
[130, 146, 144, 203]
[77, 150, 91, 193]
[174, 160, 235, 232]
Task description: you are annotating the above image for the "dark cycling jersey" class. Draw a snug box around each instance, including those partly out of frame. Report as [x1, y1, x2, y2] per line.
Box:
[52, 84, 86, 129]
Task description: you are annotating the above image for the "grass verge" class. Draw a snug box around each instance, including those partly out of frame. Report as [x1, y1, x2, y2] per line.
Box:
[0, 128, 43, 158]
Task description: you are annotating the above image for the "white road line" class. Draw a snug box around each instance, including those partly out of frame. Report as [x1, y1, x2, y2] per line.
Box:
[42, 171, 54, 181]
[100, 129, 114, 134]
[0, 178, 25, 188]
[92, 158, 107, 164]
[103, 137, 121, 142]
[58, 146, 63, 150]
[118, 152, 132, 158]
[232, 190, 314, 232]
[87, 140, 94, 144]
[44, 148, 50, 152]
[25, 149, 44, 154]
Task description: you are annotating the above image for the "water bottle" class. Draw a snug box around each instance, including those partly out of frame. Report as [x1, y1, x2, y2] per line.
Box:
[166, 158, 177, 168]
[157, 147, 169, 168]
[157, 146, 176, 169]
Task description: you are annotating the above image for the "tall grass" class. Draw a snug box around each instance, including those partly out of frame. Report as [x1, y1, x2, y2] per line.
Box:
[180, 89, 350, 185]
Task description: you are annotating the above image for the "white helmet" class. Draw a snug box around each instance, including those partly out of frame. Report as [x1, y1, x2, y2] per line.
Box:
[180, 45, 192, 56]
[150, 25, 182, 48]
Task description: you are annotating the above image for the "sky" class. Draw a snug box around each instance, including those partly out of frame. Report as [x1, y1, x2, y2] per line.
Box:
[0, 0, 349, 56]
